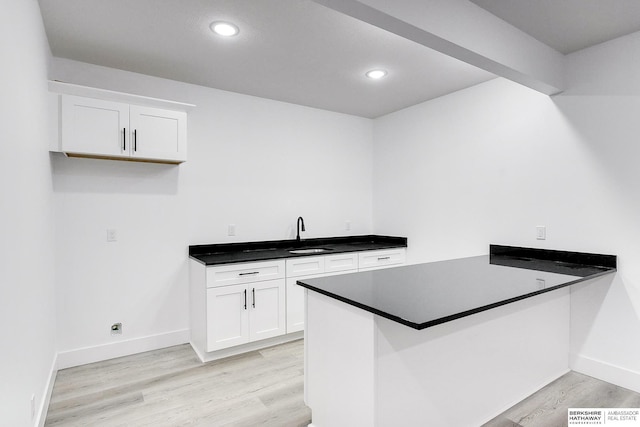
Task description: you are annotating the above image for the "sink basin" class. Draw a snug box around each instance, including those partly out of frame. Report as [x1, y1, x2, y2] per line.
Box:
[289, 248, 331, 254]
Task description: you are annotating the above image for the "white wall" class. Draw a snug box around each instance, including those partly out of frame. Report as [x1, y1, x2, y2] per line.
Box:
[0, 1, 57, 426]
[562, 31, 640, 393]
[373, 32, 640, 391]
[49, 58, 373, 365]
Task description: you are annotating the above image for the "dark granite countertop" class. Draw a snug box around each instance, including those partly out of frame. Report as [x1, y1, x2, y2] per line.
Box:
[297, 245, 616, 330]
[189, 235, 407, 266]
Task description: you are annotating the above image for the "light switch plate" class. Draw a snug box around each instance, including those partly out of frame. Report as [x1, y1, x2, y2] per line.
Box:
[536, 226, 546, 240]
[107, 229, 117, 242]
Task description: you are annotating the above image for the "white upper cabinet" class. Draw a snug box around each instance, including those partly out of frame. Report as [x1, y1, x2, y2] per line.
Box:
[129, 105, 187, 162]
[61, 95, 130, 158]
[50, 81, 193, 164]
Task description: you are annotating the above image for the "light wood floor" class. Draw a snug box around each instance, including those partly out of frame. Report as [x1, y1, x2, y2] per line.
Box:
[483, 371, 640, 427]
[46, 339, 640, 427]
[45, 340, 311, 426]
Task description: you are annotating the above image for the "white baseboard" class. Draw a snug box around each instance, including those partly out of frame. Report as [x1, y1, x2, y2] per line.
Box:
[36, 353, 58, 427]
[570, 353, 640, 393]
[191, 331, 304, 363]
[57, 329, 190, 369]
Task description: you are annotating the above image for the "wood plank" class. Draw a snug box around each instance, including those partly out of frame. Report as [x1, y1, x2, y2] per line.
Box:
[45, 340, 311, 426]
[46, 339, 639, 426]
[483, 371, 640, 426]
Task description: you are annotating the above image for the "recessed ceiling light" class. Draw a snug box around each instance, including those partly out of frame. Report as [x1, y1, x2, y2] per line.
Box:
[365, 69, 387, 79]
[210, 21, 239, 37]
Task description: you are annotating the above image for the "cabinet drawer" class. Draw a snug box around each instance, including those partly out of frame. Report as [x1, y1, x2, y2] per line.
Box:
[286, 256, 325, 278]
[358, 249, 406, 271]
[325, 253, 358, 273]
[206, 260, 285, 288]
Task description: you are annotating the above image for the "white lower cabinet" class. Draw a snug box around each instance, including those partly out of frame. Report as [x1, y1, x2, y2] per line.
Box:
[286, 253, 360, 334]
[205, 279, 286, 352]
[190, 248, 406, 359]
[202, 260, 286, 353]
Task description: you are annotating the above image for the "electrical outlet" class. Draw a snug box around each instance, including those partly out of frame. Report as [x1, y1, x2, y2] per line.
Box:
[536, 225, 546, 240]
[536, 278, 546, 289]
[107, 229, 118, 242]
[345, 221, 351, 231]
[111, 323, 122, 335]
[228, 224, 236, 236]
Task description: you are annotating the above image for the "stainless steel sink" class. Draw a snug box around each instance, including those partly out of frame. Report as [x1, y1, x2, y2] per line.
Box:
[289, 248, 330, 254]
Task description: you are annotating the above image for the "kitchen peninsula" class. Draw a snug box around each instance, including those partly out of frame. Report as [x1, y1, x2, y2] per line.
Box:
[297, 245, 616, 427]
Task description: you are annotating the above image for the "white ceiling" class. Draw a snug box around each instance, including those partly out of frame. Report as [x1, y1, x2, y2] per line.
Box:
[470, 0, 640, 54]
[38, 0, 640, 118]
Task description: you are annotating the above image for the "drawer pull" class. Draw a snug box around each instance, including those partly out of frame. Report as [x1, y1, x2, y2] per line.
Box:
[378, 256, 391, 261]
[123, 127, 126, 151]
[239, 271, 260, 276]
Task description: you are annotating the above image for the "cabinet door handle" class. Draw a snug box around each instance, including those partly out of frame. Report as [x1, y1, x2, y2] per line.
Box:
[133, 129, 137, 152]
[239, 271, 259, 276]
[378, 256, 391, 261]
[123, 127, 126, 151]
[243, 289, 247, 310]
[252, 288, 255, 308]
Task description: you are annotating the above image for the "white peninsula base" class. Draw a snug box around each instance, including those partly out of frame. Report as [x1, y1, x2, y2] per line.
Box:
[304, 287, 571, 427]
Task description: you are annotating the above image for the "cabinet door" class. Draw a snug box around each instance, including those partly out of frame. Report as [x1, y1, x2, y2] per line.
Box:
[61, 95, 129, 158]
[206, 284, 249, 352]
[130, 105, 187, 162]
[249, 279, 286, 342]
[287, 269, 358, 334]
[286, 276, 306, 334]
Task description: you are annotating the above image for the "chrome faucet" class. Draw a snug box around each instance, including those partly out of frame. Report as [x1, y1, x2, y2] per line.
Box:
[296, 216, 305, 243]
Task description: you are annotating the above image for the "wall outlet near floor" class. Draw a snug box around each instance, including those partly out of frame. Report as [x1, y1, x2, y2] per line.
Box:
[536, 225, 546, 240]
[111, 323, 122, 335]
[345, 220, 351, 231]
[227, 224, 236, 236]
[30, 394, 35, 420]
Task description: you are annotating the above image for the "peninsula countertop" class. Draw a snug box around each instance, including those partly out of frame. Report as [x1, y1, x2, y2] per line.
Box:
[296, 245, 617, 330]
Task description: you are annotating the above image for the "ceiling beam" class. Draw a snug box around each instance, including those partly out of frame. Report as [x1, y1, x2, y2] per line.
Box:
[312, 0, 565, 95]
